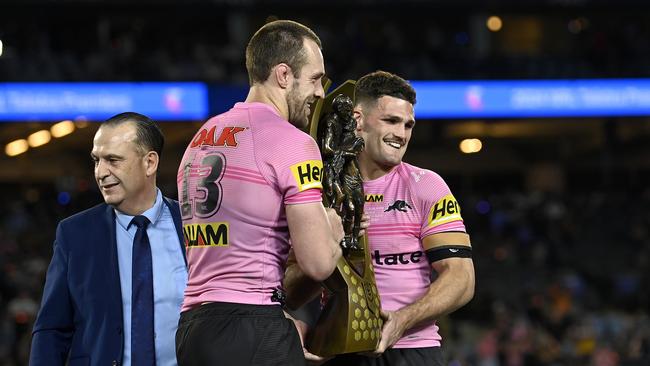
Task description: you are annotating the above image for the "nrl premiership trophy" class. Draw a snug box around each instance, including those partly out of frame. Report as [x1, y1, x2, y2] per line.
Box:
[306, 80, 383, 356]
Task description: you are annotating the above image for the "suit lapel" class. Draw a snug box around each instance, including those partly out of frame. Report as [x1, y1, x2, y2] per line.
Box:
[163, 196, 187, 265]
[102, 205, 124, 326]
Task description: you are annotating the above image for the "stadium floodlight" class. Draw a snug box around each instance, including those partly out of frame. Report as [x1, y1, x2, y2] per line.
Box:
[459, 138, 483, 154]
[486, 16, 503, 32]
[51, 120, 75, 138]
[28, 130, 52, 148]
[5, 139, 28, 157]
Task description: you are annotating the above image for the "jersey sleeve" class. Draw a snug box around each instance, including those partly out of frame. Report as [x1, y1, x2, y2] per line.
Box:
[411, 169, 466, 238]
[267, 130, 323, 205]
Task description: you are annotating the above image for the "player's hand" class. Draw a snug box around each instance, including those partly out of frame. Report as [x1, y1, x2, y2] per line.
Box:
[325, 208, 345, 244]
[358, 213, 370, 237]
[287, 314, 332, 365]
[372, 310, 409, 355]
[304, 350, 331, 365]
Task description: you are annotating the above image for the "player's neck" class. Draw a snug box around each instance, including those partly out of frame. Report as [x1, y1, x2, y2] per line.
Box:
[359, 154, 395, 181]
[245, 85, 288, 120]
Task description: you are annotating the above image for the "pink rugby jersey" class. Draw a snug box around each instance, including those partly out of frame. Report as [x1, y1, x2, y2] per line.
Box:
[363, 162, 466, 348]
[177, 102, 323, 311]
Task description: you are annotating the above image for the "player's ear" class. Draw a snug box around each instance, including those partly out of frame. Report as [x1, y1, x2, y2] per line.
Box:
[274, 63, 292, 89]
[353, 108, 363, 131]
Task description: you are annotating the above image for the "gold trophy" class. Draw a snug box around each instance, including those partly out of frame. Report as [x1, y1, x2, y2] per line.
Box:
[305, 79, 383, 356]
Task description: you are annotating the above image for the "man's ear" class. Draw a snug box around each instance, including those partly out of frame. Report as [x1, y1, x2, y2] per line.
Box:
[144, 151, 159, 177]
[274, 63, 292, 89]
[353, 108, 363, 131]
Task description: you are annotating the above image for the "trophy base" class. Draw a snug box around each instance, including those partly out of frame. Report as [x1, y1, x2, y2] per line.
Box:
[306, 239, 383, 357]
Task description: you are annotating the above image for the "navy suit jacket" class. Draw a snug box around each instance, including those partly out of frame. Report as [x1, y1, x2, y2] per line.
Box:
[30, 196, 187, 366]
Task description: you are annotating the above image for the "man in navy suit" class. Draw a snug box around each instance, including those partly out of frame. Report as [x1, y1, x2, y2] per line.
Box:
[30, 112, 188, 366]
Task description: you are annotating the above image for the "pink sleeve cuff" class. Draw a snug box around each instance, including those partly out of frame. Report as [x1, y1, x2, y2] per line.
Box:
[284, 188, 323, 205]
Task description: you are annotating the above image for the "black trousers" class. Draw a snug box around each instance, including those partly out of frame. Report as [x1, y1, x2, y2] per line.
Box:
[323, 347, 444, 366]
[176, 302, 305, 366]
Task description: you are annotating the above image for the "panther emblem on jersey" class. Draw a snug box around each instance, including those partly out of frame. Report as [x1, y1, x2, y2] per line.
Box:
[385, 200, 412, 212]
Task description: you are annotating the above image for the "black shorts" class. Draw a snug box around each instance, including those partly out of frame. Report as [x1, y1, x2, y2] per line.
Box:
[175, 301, 305, 366]
[323, 347, 444, 366]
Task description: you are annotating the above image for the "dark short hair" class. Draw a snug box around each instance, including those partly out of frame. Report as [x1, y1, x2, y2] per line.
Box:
[245, 20, 322, 86]
[354, 70, 417, 108]
[102, 112, 165, 159]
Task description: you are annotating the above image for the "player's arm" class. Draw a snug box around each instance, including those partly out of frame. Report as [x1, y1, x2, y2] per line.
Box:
[30, 224, 74, 366]
[284, 249, 324, 310]
[284, 211, 371, 309]
[286, 203, 344, 282]
[375, 231, 475, 354]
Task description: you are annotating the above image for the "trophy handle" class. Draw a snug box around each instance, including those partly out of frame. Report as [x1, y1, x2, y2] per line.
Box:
[307, 76, 333, 137]
[308, 79, 356, 145]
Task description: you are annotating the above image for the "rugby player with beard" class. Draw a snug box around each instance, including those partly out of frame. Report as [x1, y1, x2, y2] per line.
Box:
[175, 20, 344, 366]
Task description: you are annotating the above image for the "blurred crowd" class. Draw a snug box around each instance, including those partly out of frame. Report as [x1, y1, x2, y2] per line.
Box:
[1, 6, 650, 83]
[444, 186, 650, 366]
[0, 176, 648, 365]
[0, 182, 98, 365]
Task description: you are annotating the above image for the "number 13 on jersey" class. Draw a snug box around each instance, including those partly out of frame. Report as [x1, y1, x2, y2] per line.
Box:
[180, 152, 227, 220]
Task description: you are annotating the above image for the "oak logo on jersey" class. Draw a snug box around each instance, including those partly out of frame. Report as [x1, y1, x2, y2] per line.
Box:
[428, 194, 463, 227]
[183, 222, 229, 247]
[290, 160, 323, 192]
[372, 250, 424, 265]
[190, 126, 246, 148]
[385, 200, 412, 212]
[365, 194, 384, 203]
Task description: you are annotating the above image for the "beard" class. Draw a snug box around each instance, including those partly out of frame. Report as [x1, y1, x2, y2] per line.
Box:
[286, 83, 312, 128]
